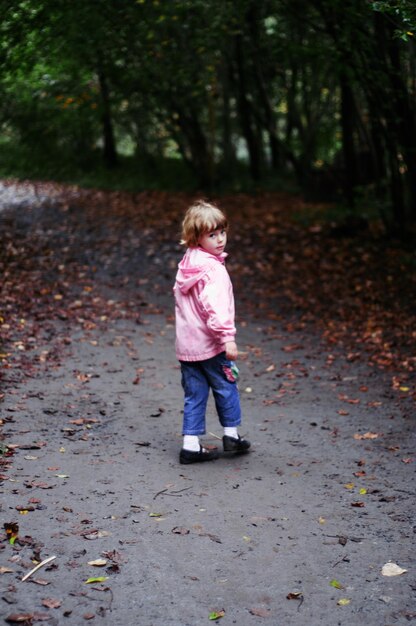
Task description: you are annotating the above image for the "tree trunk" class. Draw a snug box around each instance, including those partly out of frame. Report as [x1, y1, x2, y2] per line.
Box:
[220, 58, 237, 175]
[340, 71, 357, 207]
[97, 68, 118, 169]
[246, 4, 281, 171]
[176, 106, 213, 190]
[234, 34, 262, 181]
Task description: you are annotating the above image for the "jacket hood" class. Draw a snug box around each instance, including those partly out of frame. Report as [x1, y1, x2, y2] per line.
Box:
[175, 247, 227, 294]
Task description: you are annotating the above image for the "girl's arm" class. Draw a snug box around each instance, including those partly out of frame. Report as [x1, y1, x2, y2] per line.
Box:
[199, 266, 237, 351]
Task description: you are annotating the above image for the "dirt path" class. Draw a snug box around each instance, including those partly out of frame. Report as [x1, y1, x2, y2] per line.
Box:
[0, 186, 415, 625]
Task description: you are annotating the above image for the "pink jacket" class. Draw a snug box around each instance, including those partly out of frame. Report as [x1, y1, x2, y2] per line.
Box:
[174, 247, 236, 361]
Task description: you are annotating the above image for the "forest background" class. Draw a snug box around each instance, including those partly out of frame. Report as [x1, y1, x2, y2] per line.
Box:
[1, 0, 416, 238]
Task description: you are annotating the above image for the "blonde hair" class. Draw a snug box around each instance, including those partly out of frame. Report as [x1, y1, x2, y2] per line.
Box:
[180, 200, 228, 247]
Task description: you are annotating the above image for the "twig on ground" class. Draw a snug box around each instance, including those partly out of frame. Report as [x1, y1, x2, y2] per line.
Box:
[323, 534, 365, 543]
[332, 555, 350, 568]
[21, 555, 57, 582]
[169, 487, 192, 495]
[153, 486, 192, 499]
[153, 488, 168, 500]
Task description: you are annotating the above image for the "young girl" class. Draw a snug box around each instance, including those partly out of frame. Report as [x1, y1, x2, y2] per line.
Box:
[174, 200, 251, 464]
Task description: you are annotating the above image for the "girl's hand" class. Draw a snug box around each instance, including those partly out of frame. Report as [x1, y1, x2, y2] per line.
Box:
[225, 341, 238, 360]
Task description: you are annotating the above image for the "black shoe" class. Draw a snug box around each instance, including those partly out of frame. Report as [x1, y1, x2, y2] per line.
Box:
[179, 446, 219, 464]
[222, 435, 251, 452]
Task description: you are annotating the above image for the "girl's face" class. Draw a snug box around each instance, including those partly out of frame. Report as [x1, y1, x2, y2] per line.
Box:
[198, 227, 227, 256]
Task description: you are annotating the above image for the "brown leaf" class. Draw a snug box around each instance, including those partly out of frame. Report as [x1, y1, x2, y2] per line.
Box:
[31, 578, 50, 586]
[353, 432, 381, 440]
[249, 607, 271, 617]
[5, 615, 34, 624]
[41, 598, 61, 609]
[286, 591, 303, 600]
[101, 550, 125, 564]
[25, 481, 54, 489]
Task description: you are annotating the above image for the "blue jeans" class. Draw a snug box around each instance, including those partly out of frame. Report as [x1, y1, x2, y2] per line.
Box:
[180, 353, 242, 435]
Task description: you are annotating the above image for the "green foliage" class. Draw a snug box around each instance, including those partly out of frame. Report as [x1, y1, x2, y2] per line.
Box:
[371, 0, 416, 39]
[0, 0, 415, 233]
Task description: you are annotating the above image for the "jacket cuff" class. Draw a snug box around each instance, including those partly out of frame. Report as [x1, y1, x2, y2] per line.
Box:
[221, 335, 236, 345]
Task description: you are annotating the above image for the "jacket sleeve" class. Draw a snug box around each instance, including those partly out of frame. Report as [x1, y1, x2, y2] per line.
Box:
[198, 264, 236, 344]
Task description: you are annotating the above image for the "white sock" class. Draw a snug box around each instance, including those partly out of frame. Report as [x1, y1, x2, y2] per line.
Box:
[224, 427, 238, 439]
[183, 435, 200, 451]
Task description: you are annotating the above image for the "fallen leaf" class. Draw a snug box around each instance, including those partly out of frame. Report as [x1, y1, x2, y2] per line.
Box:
[337, 598, 351, 606]
[330, 579, 344, 589]
[287, 591, 303, 599]
[26, 481, 54, 489]
[0, 566, 14, 574]
[351, 501, 365, 507]
[84, 576, 108, 584]
[353, 432, 381, 440]
[4, 522, 19, 544]
[381, 562, 407, 576]
[209, 609, 225, 620]
[31, 578, 50, 586]
[87, 559, 107, 567]
[5, 614, 34, 623]
[41, 598, 61, 609]
[101, 550, 125, 564]
[249, 607, 271, 616]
